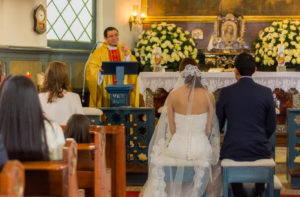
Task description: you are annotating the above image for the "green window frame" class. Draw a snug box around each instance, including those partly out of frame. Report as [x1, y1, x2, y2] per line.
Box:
[47, 0, 96, 50]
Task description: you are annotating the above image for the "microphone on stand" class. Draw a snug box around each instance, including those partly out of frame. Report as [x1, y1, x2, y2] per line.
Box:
[81, 41, 104, 103]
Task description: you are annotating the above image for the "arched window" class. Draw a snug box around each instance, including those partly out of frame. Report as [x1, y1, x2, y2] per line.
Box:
[47, 0, 96, 49]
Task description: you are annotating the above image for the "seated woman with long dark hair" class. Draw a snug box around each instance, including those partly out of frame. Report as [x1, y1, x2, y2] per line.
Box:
[0, 75, 65, 161]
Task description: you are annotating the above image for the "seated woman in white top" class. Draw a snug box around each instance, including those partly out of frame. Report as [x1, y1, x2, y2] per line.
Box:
[0, 75, 65, 161]
[39, 61, 83, 125]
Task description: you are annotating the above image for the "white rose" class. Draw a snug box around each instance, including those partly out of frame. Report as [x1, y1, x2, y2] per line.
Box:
[268, 43, 273, 48]
[273, 33, 279, 38]
[279, 36, 285, 42]
[141, 60, 145, 65]
[284, 42, 289, 47]
[282, 30, 288, 35]
[157, 26, 162, 31]
[282, 24, 288, 29]
[264, 27, 270, 32]
[161, 43, 167, 48]
[296, 36, 300, 41]
[192, 54, 197, 59]
[147, 53, 151, 58]
[160, 35, 166, 40]
[138, 34, 142, 39]
[162, 30, 166, 34]
[146, 46, 151, 51]
[283, 20, 289, 24]
[263, 60, 268, 65]
[184, 50, 189, 57]
[135, 52, 139, 57]
[171, 24, 176, 28]
[256, 43, 260, 48]
[255, 57, 260, 62]
[163, 49, 169, 53]
[269, 27, 275, 32]
[167, 26, 173, 31]
[297, 57, 300, 64]
[152, 32, 157, 36]
[285, 55, 292, 63]
[270, 59, 275, 65]
[169, 58, 175, 62]
[272, 22, 278, 26]
[272, 52, 277, 57]
[292, 58, 297, 64]
[291, 25, 297, 31]
[295, 21, 300, 25]
[174, 33, 178, 37]
[151, 24, 157, 28]
[161, 22, 167, 26]
[181, 37, 187, 42]
[185, 31, 190, 35]
[267, 51, 272, 56]
[284, 49, 289, 55]
[291, 41, 297, 46]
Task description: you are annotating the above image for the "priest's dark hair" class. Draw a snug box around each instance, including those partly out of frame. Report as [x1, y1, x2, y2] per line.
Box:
[104, 27, 119, 38]
[0, 75, 49, 161]
[65, 114, 90, 143]
[234, 52, 256, 76]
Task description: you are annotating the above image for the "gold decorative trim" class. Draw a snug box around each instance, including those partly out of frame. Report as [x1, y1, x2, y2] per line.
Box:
[294, 115, 300, 125]
[144, 15, 300, 23]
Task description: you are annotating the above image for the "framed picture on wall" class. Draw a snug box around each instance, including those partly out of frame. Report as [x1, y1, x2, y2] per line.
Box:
[142, 0, 300, 22]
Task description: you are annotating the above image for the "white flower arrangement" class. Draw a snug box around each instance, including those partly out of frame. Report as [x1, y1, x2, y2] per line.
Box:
[134, 22, 198, 71]
[254, 20, 300, 69]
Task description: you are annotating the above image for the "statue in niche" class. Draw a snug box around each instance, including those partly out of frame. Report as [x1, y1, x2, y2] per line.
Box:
[213, 13, 246, 51]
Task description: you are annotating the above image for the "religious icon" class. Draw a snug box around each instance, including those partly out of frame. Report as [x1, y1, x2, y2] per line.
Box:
[221, 21, 237, 46]
[191, 28, 203, 40]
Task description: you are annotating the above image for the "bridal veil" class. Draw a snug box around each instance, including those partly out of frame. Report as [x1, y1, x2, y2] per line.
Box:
[140, 65, 221, 197]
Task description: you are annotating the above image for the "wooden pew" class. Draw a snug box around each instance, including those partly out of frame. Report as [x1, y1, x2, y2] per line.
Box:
[76, 131, 111, 197]
[89, 126, 126, 197]
[23, 138, 83, 197]
[0, 160, 24, 197]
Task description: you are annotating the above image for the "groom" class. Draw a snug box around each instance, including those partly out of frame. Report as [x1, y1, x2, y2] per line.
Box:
[216, 52, 276, 197]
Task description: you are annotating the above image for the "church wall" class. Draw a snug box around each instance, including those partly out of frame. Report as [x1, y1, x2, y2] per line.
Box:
[0, 0, 47, 47]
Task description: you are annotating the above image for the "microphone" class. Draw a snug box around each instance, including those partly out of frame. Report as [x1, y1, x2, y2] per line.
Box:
[81, 41, 104, 103]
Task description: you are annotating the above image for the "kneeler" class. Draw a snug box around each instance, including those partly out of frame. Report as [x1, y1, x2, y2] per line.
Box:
[221, 132, 281, 197]
[164, 166, 207, 197]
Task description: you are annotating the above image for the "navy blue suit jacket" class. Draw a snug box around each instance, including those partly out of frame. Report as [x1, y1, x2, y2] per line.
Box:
[216, 77, 276, 161]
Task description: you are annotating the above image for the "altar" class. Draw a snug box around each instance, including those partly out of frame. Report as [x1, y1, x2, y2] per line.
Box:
[138, 72, 300, 144]
[138, 72, 300, 97]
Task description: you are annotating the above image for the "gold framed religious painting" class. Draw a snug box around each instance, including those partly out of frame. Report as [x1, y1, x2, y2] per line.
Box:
[142, 0, 300, 22]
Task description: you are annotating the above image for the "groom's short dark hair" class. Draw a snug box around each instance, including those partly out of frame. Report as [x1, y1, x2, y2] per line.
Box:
[234, 52, 256, 76]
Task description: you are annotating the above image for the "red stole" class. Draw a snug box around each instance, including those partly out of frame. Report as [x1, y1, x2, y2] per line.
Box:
[108, 49, 121, 84]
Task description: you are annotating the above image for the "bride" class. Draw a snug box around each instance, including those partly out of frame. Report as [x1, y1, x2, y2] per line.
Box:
[140, 60, 221, 197]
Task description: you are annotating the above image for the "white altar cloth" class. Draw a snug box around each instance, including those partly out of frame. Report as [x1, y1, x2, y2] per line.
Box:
[138, 72, 300, 99]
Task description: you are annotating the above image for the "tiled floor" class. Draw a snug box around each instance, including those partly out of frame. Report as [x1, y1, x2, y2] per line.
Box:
[276, 147, 300, 195]
[127, 147, 300, 195]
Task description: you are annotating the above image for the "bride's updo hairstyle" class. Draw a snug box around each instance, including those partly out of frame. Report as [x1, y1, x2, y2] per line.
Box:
[181, 64, 203, 88]
[179, 57, 200, 71]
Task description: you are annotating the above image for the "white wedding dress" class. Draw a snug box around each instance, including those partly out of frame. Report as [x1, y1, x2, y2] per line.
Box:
[166, 112, 212, 162]
[140, 65, 221, 197]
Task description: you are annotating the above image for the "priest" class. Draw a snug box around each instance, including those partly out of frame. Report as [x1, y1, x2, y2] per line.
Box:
[86, 27, 139, 107]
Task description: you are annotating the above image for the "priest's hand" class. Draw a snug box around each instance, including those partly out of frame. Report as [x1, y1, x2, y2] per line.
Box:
[99, 67, 103, 72]
[121, 44, 129, 57]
